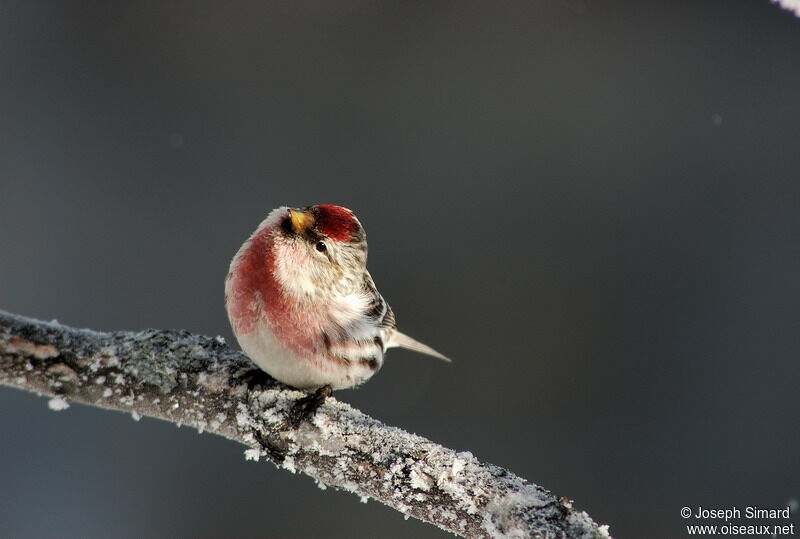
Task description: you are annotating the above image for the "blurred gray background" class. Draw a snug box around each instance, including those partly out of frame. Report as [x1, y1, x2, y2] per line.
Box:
[1, 1, 799, 537]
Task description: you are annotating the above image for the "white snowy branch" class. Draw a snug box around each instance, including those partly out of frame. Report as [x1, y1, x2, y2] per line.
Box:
[772, 0, 800, 17]
[0, 310, 610, 538]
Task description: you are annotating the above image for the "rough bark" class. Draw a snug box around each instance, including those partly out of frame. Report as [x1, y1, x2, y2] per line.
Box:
[0, 310, 610, 538]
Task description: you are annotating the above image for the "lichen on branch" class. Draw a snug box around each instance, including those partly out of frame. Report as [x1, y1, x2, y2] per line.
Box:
[0, 310, 610, 538]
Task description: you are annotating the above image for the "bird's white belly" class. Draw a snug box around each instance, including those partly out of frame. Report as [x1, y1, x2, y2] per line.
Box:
[236, 324, 377, 391]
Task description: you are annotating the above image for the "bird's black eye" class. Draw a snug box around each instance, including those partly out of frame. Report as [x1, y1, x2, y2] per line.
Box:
[315, 241, 327, 253]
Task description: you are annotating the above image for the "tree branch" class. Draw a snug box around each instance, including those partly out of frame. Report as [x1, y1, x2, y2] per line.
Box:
[772, 0, 800, 17]
[0, 310, 609, 538]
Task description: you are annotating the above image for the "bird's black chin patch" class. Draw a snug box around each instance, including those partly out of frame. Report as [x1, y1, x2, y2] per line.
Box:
[280, 215, 296, 237]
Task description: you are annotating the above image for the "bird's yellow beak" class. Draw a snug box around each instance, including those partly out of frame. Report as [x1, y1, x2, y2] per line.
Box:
[288, 208, 314, 234]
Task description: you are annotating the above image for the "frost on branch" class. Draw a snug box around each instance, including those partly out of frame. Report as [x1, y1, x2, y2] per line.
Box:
[772, 0, 800, 17]
[0, 310, 610, 538]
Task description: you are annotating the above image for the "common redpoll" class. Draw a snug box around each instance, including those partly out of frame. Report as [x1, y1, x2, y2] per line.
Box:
[225, 204, 449, 399]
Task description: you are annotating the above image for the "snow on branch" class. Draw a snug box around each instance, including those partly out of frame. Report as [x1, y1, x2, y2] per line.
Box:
[0, 310, 609, 538]
[772, 0, 800, 17]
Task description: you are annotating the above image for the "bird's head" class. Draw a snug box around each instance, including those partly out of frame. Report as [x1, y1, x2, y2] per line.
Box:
[263, 204, 368, 298]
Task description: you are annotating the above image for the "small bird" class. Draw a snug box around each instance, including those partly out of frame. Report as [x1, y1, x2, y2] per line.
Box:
[225, 204, 449, 420]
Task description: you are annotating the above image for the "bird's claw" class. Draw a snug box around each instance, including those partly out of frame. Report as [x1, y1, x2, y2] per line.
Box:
[234, 368, 272, 391]
[282, 385, 332, 430]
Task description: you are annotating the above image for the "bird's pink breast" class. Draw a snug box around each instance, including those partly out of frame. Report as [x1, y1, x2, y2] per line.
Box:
[228, 230, 326, 356]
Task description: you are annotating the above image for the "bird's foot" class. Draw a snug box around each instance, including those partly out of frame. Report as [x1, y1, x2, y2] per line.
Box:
[282, 385, 332, 430]
[234, 368, 272, 391]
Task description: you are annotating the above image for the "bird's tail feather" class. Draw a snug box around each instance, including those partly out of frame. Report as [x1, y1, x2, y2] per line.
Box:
[388, 331, 451, 362]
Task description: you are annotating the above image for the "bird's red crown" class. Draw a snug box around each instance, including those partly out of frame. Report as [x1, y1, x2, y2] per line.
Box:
[313, 204, 360, 242]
